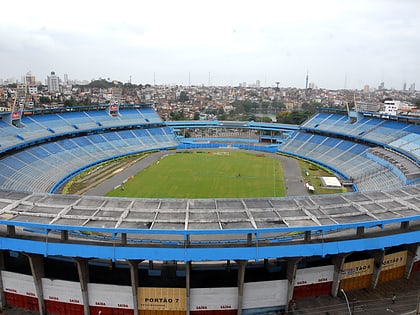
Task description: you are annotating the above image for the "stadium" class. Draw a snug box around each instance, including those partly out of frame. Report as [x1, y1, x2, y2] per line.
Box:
[0, 103, 419, 315]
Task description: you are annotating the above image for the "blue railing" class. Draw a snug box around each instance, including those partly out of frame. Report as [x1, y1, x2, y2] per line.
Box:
[1, 215, 419, 261]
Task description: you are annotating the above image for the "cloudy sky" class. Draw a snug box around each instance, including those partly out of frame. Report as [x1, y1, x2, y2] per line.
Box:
[1, 0, 419, 89]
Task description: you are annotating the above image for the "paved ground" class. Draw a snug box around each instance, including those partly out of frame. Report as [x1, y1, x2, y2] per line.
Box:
[0, 309, 38, 314]
[293, 272, 420, 315]
[85, 150, 169, 196]
[274, 153, 308, 197]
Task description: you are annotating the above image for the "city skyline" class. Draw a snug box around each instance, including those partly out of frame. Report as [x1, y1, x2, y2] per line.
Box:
[1, 0, 419, 90]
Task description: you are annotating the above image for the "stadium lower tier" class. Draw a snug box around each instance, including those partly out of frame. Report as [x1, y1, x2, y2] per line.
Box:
[1, 244, 419, 315]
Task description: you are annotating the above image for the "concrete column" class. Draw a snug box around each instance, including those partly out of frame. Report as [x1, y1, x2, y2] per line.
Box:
[285, 257, 302, 312]
[400, 221, 409, 230]
[186, 261, 191, 315]
[0, 251, 5, 310]
[331, 254, 349, 297]
[6, 225, 15, 237]
[27, 254, 46, 315]
[236, 260, 247, 315]
[121, 233, 127, 245]
[128, 260, 142, 315]
[404, 244, 419, 279]
[60, 230, 68, 241]
[75, 258, 90, 315]
[304, 231, 311, 242]
[247, 233, 252, 246]
[371, 250, 385, 289]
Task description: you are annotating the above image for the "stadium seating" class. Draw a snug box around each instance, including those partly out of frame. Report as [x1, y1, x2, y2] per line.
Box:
[0, 127, 178, 192]
[280, 132, 404, 191]
[302, 112, 420, 163]
[0, 107, 162, 152]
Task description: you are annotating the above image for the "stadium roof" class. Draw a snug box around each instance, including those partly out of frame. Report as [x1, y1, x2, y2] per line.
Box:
[1, 186, 419, 231]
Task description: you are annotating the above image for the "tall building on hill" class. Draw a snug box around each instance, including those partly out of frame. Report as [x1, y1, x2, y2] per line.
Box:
[47, 71, 60, 93]
[25, 72, 36, 86]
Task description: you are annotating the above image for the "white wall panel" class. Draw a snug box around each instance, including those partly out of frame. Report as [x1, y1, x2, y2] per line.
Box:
[243, 280, 288, 308]
[190, 287, 238, 311]
[1, 271, 37, 297]
[88, 283, 133, 309]
[295, 265, 334, 286]
[42, 278, 83, 304]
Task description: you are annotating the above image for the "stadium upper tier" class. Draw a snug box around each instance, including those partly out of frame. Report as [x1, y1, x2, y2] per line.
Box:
[301, 111, 420, 163]
[0, 105, 162, 153]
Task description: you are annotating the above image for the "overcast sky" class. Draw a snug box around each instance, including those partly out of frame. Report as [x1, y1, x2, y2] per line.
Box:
[1, 0, 419, 89]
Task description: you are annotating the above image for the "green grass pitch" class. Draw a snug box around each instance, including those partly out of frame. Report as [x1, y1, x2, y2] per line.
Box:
[106, 151, 286, 198]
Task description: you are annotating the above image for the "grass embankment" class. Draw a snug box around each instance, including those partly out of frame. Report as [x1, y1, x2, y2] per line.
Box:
[298, 159, 347, 194]
[62, 153, 151, 195]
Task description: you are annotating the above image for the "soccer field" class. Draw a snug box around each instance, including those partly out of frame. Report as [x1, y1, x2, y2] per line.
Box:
[106, 151, 286, 198]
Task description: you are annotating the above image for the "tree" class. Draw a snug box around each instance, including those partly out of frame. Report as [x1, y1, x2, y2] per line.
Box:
[272, 101, 285, 110]
[169, 111, 185, 121]
[301, 102, 321, 113]
[83, 97, 91, 106]
[260, 116, 274, 123]
[276, 111, 310, 125]
[39, 96, 51, 104]
[87, 79, 121, 89]
[64, 97, 78, 107]
[218, 113, 228, 120]
[178, 91, 189, 103]
[232, 100, 258, 114]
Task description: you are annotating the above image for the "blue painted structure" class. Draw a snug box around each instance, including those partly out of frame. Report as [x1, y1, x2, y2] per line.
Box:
[1, 215, 419, 262]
